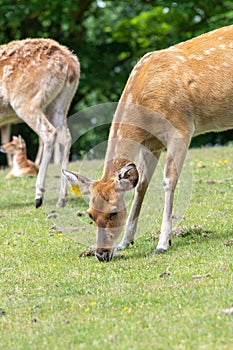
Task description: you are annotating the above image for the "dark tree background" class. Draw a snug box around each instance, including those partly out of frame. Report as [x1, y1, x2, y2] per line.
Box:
[0, 0, 233, 164]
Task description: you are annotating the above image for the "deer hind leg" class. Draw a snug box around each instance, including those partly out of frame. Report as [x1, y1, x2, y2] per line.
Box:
[56, 124, 71, 207]
[45, 84, 74, 208]
[155, 136, 190, 254]
[34, 116, 57, 208]
[118, 146, 161, 250]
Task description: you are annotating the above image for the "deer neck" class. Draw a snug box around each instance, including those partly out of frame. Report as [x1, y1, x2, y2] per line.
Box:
[13, 149, 28, 168]
[102, 105, 146, 181]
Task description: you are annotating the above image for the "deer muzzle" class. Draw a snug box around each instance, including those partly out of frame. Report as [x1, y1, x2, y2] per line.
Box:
[95, 247, 116, 262]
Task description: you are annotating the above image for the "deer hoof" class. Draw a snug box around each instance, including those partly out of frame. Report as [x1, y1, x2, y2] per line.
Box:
[35, 197, 43, 208]
[56, 198, 67, 208]
[154, 248, 167, 254]
[117, 241, 134, 251]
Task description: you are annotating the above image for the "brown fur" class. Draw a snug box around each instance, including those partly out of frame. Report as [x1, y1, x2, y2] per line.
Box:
[1, 125, 44, 167]
[64, 25, 233, 260]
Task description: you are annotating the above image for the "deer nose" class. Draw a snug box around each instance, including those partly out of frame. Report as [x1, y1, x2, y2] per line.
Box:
[95, 248, 113, 262]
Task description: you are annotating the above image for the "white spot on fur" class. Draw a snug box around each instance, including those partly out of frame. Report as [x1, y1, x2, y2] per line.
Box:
[116, 128, 121, 138]
[219, 44, 226, 49]
[176, 55, 186, 61]
[188, 54, 204, 60]
[170, 64, 178, 71]
[204, 48, 216, 55]
[229, 42, 233, 48]
[167, 45, 176, 51]
[218, 36, 223, 40]
[125, 93, 133, 105]
[3, 65, 13, 78]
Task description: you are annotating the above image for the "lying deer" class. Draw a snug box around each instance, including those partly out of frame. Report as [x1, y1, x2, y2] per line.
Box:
[63, 25, 233, 261]
[1, 124, 64, 167]
[1, 125, 43, 167]
[0, 135, 38, 178]
[0, 38, 80, 207]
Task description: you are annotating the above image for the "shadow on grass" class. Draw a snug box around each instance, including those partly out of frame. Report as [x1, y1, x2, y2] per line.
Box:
[109, 226, 233, 261]
[173, 225, 232, 249]
[0, 201, 36, 210]
[53, 223, 233, 263]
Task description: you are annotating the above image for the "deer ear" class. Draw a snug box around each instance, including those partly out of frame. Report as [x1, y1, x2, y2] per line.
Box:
[117, 163, 139, 191]
[12, 136, 18, 141]
[18, 135, 24, 148]
[62, 169, 92, 196]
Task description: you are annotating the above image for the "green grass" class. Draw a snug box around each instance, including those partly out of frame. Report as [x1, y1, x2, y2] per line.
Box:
[0, 145, 233, 350]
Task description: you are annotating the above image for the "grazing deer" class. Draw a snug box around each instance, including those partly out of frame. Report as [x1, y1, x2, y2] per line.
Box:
[63, 25, 233, 261]
[0, 38, 80, 207]
[0, 135, 38, 178]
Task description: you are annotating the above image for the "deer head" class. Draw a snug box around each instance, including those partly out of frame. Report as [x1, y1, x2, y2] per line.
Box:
[0, 135, 26, 154]
[63, 163, 138, 261]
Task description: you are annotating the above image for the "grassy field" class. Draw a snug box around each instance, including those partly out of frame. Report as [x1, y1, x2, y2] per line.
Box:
[0, 145, 233, 350]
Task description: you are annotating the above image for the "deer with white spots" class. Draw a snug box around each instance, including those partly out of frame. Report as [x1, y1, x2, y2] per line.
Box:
[63, 25, 233, 261]
[0, 38, 80, 207]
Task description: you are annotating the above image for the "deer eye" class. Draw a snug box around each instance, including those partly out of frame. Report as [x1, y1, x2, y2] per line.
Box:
[109, 208, 118, 221]
[88, 212, 94, 221]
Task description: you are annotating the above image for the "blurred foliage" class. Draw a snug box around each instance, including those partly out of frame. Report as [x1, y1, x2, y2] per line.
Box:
[0, 0, 233, 163]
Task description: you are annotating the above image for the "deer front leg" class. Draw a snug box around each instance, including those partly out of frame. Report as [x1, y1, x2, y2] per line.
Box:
[35, 128, 57, 208]
[6, 172, 14, 179]
[155, 182, 175, 253]
[118, 148, 161, 249]
[155, 145, 188, 253]
[11, 105, 57, 208]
